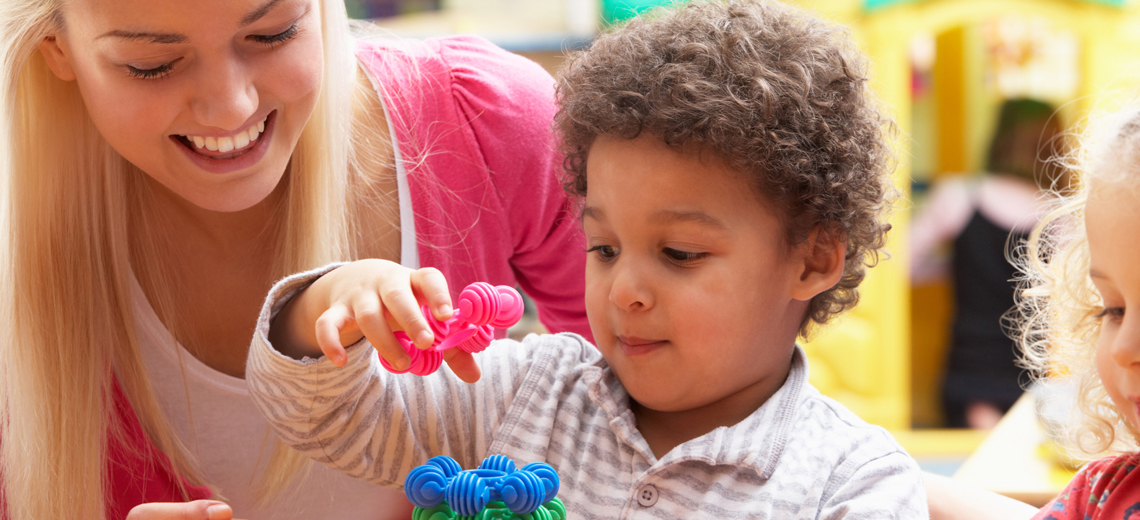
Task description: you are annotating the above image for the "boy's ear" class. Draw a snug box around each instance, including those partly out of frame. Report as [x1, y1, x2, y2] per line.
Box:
[39, 35, 76, 82]
[790, 229, 846, 302]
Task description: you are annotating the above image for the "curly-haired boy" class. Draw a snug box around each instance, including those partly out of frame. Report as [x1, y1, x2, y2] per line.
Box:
[245, 0, 927, 518]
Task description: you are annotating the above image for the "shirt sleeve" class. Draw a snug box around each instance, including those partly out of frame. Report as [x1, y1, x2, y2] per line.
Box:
[244, 264, 560, 488]
[818, 451, 930, 519]
[437, 36, 592, 341]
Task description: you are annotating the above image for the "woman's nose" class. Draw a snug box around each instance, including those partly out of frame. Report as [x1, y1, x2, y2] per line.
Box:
[190, 58, 259, 132]
[608, 260, 653, 311]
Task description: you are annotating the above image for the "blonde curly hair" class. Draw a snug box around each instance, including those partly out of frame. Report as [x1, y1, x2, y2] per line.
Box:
[1016, 103, 1140, 458]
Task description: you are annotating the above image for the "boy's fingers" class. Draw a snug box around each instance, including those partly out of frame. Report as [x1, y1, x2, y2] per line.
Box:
[314, 304, 352, 366]
[411, 267, 453, 321]
[378, 280, 434, 350]
[355, 297, 410, 371]
[444, 350, 481, 383]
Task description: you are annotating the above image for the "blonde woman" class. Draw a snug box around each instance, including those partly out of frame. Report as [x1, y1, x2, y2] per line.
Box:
[0, 0, 590, 518]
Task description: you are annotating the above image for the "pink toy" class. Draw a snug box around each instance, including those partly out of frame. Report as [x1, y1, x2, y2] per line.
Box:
[379, 282, 525, 376]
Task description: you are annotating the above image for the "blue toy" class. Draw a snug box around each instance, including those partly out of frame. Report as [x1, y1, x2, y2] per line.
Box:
[404, 455, 566, 519]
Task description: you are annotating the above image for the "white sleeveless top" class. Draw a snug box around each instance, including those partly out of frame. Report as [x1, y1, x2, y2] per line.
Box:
[133, 83, 418, 519]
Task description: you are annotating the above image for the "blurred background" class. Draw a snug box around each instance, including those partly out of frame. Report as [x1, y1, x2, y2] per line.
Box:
[353, 0, 1140, 504]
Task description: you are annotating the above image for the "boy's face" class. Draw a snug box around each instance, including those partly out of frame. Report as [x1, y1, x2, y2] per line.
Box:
[583, 134, 810, 415]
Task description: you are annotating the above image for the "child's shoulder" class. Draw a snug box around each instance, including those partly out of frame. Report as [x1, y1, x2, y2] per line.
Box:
[780, 382, 919, 489]
[1033, 452, 1140, 520]
[794, 382, 909, 456]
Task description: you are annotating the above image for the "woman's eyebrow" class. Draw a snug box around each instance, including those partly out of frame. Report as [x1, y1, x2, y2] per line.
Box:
[240, 0, 287, 27]
[95, 0, 289, 43]
[96, 30, 186, 44]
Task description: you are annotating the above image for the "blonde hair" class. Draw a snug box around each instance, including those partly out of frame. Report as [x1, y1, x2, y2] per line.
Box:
[1016, 102, 1140, 459]
[0, 0, 394, 517]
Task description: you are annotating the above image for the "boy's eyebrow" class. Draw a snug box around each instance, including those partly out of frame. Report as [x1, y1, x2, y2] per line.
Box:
[581, 206, 605, 222]
[1089, 268, 1107, 279]
[96, 0, 288, 43]
[652, 209, 727, 229]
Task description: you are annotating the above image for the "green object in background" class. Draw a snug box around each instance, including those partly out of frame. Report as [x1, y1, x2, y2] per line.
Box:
[863, 0, 1123, 11]
[602, 0, 688, 25]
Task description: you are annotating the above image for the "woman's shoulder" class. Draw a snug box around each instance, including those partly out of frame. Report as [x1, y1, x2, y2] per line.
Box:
[354, 35, 554, 108]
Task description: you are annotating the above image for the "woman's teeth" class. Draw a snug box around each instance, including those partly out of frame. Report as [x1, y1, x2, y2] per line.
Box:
[184, 117, 267, 154]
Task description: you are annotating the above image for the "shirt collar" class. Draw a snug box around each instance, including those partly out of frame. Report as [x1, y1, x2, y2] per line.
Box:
[582, 346, 810, 479]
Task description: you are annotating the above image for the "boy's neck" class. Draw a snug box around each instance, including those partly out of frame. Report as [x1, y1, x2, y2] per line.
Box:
[631, 357, 794, 459]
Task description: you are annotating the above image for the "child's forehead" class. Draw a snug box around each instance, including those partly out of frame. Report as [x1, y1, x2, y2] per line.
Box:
[581, 134, 792, 237]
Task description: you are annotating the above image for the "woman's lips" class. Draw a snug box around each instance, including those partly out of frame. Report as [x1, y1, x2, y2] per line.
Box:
[171, 110, 277, 175]
[618, 336, 667, 356]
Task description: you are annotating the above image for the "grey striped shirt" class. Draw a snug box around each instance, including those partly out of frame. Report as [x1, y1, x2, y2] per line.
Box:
[247, 267, 928, 519]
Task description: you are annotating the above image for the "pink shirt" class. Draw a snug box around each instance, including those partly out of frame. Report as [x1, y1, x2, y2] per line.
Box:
[94, 35, 588, 519]
[358, 35, 591, 338]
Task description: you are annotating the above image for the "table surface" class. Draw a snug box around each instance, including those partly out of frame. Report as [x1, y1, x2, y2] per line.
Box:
[952, 393, 1078, 507]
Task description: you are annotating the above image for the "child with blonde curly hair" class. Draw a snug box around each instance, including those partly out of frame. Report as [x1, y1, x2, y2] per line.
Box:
[1016, 103, 1140, 518]
[928, 102, 1140, 519]
[247, 0, 928, 517]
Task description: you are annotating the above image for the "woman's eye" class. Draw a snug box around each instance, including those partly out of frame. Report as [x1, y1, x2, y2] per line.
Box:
[127, 61, 176, 80]
[586, 245, 618, 261]
[663, 248, 707, 265]
[250, 23, 300, 47]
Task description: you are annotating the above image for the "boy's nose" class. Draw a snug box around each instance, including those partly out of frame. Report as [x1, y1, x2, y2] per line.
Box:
[189, 59, 260, 133]
[608, 261, 653, 311]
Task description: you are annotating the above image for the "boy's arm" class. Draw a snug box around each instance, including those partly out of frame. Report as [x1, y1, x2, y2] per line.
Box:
[924, 472, 1038, 520]
[245, 264, 537, 486]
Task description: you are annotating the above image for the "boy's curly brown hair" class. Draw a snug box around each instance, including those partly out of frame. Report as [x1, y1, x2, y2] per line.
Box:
[554, 0, 897, 336]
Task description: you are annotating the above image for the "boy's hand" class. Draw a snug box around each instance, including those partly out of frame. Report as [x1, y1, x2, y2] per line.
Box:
[269, 260, 482, 383]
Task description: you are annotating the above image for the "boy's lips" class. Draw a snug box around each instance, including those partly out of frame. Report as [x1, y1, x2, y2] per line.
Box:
[617, 335, 667, 356]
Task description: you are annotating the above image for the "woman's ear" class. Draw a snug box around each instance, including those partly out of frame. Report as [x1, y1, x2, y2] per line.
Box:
[790, 228, 847, 302]
[39, 35, 76, 82]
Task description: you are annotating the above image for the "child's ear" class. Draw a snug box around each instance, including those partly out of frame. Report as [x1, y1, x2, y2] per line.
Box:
[39, 35, 76, 82]
[790, 229, 846, 302]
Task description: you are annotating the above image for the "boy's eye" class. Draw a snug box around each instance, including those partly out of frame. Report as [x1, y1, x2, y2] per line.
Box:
[249, 23, 300, 47]
[663, 248, 707, 265]
[586, 245, 618, 261]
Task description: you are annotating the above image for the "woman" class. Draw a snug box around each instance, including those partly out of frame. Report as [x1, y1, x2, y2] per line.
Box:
[0, 0, 590, 518]
[910, 98, 1066, 429]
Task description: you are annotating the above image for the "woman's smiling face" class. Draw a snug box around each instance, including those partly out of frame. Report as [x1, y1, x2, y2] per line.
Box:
[40, 0, 323, 212]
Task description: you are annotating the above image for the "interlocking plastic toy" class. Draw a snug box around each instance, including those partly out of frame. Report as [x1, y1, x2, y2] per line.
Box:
[404, 455, 566, 520]
[379, 282, 525, 376]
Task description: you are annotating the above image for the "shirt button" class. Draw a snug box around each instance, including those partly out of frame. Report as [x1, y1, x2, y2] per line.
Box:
[636, 483, 659, 507]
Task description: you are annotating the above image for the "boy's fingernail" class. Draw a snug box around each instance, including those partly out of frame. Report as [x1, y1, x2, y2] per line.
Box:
[416, 330, 433, 348]
[439, 304, 452, 316]
[206, 504, 229, 519]
[394, 355, 410, 371]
